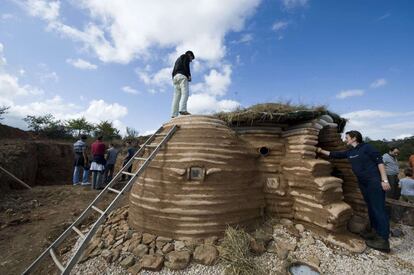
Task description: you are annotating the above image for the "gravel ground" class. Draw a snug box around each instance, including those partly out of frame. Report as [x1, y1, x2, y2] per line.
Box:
[70, 224, 414, 275]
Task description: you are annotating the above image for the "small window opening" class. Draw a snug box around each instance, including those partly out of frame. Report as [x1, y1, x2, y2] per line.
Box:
[259, 146, 270, 156]
[189, 167, 204, 181]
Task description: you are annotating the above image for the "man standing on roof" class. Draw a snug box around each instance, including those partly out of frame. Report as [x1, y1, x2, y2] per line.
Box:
[316, 130, 391, 252]
[171, 50, 195, 118]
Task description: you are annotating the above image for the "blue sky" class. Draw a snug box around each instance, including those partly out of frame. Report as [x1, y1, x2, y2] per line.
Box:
[0, 0, 413, 139]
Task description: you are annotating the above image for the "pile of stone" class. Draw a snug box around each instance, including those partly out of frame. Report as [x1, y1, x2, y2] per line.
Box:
[77, 206, 221, 274]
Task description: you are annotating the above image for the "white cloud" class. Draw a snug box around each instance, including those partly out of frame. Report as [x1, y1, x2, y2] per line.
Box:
[192, 65, 232, 97]
[142, 129, 156, 136]
[336, 89, 365, 99]
[237, 33, 254, 44]
[21, 0, 261, 64]
[0, 43, 7, 66]
[23, 0, 60, 21]
[272, 21, 289, 31]
[281, 0, 309, 9]
[188, 93, 240, 114]
[0, 73, 44, 106]
[122, 86, 140, 95]
[83, 99, 128, 123]
[66, 58, 98, 70]
[343, 109, 414, 140]
[370, 78, 387, 88]
[342, 109, 398, 120]
[137, 67, 171, 87]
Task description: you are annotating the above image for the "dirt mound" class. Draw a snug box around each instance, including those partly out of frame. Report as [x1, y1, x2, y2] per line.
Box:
[0, 140, 73, 192]
[0, 123, 32, 140]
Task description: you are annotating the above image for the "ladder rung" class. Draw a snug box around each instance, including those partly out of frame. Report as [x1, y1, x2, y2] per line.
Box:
[72, 226, 85, 239]
[145, 144, 159, 148]
[91, 205, 104, 215]
[49, 248, 64, 272]
[155, 133, 167, 136]
[134, 157, 148, 161]
[122, 171, 135, 177]
[108, 187, 121, 194]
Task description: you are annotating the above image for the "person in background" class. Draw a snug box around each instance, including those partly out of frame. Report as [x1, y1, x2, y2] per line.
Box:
[121, 140, 137, 181]
[104, 143, 119, 184]
[409, 153, 414, 169]
[399, 168, 414, 203]
[72, 135, 89, 186]
[316, 130, 391, 252]
[90, 136, 106, 190]
[382, 147, 400, 200]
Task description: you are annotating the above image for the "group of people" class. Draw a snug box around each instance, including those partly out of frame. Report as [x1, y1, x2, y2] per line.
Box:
[317, 130, 414, 253]
[72, 135, 138, 190]
[382, 147, 414, 203]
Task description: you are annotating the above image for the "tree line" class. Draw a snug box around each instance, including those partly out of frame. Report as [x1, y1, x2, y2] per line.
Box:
[23, 114, 140, 140]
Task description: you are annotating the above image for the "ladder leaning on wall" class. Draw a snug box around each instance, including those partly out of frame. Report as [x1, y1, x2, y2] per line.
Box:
[22, 124, 178, 275]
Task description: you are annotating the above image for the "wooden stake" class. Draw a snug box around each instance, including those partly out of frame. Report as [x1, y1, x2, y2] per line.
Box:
[0, 166, 32, 189]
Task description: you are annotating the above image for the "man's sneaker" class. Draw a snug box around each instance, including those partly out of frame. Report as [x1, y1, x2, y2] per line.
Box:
[179, 111, 191, 115]
[73, 182, 80, 186]
[366, 236, 390, 253]
[360, 228, 377, 240]
[81, 182, 91, 186]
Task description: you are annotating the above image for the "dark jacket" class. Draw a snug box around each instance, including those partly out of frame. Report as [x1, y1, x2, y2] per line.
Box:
[172, 54, 191, 79]
[330, 143, 383, 185]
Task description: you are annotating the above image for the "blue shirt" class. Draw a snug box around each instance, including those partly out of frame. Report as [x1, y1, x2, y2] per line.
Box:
[330, 143, 383, 185]
[400, 177, 414, 196]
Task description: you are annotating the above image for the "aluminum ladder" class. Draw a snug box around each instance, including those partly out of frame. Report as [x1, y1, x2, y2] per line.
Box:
[22, 124, 178, 274]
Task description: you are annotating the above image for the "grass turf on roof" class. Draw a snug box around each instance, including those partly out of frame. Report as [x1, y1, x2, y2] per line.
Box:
[214, 103, 347, 132]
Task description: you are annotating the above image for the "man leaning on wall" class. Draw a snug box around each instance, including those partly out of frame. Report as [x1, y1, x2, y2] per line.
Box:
[316, 130, 391, 253]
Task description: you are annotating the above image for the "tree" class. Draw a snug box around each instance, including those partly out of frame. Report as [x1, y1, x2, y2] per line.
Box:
[23, 114, 55, 132]
[94, 120, 121, 140]
[125, 127, 139, 140]
[66, 117, 95, 136]
[0, 105, 10, 120]
[23, 114, 70, 138]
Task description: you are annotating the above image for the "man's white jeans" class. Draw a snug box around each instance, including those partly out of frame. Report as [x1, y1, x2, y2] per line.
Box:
[171, 73, 189, 117]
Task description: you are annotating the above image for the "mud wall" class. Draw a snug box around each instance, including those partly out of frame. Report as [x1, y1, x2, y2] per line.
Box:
[128, 116, 265, 240]
[236, 126, 294, 219]
[0, 140, 73, 192]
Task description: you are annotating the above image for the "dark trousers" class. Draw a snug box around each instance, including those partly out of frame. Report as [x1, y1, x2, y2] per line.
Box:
[121, 160, 133, 180]
[386, 174, 400, 200]
[104, 164, 115, 183]
[359, 182, 390, 240]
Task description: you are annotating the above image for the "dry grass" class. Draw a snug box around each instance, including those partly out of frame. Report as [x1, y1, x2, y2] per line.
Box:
[214, 102, 347, 131]
[219, 226, 266, 275]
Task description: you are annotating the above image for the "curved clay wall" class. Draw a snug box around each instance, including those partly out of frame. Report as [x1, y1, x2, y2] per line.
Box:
[128, 115, 265, 239]
[235, 126, 294, 219]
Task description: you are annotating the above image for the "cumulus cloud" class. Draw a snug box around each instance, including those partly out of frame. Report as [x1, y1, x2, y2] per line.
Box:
[66, 58, 98, 70]
[370, 78, 387, 88]
[188, 93, 240, 114]
[137, 67, 171, 88]
[122, 86, 140, 95]
[20, 0, 261, 64]
[0, 73, 44, 106]
[342, 109, 414, 140]
[192, 65, 232, 97]
[22, 0, 60, 21]
[336, 89, 365, 99]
